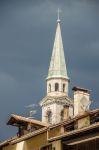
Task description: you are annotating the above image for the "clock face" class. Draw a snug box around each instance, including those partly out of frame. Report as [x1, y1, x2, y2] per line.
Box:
[80, 96, 90, 111]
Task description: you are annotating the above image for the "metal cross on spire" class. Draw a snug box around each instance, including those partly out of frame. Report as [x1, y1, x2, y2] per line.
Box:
[57, 8, 61, 22]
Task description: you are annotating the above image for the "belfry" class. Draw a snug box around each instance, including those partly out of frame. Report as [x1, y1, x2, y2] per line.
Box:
[40, 14, 73, 124]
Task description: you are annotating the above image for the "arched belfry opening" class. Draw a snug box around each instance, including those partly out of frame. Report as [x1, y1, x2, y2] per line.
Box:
[55, 83, 59, 91]
[63, 84, 65, 92]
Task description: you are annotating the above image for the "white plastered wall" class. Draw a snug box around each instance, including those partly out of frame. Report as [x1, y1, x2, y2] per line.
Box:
[47, 78, 69, 96]
[42, 103, 73, 124]
[42, 103, 64, 124]
[74, 91, 90, 116]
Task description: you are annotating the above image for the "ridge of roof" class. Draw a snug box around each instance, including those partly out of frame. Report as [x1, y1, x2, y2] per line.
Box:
[7, 114, 49, 127]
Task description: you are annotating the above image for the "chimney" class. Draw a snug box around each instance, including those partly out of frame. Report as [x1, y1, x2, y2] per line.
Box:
[72, 86, 91, 116]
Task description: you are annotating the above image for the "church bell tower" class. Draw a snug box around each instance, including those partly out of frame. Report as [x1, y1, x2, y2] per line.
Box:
[40, 13, 73, 124]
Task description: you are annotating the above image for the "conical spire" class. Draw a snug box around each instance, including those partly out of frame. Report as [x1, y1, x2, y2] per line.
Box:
[47, 19, 69, 80]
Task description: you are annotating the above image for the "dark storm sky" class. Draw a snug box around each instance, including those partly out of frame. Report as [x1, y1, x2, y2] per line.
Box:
[0, 0, 99, 140]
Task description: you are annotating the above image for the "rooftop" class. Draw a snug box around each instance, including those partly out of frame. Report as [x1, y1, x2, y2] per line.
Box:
[0, 108, 99, 147]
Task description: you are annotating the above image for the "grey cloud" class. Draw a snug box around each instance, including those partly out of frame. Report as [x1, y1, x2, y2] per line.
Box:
[0, 0, 99, 140]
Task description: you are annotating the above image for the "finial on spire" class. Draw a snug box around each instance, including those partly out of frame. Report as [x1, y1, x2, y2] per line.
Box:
[57, 8, 61, 22]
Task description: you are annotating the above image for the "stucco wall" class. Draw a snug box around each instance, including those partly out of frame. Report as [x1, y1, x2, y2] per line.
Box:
[3, 141, 26, 150]
[25, 132, 48, 150]
[2, 132, 48, 150]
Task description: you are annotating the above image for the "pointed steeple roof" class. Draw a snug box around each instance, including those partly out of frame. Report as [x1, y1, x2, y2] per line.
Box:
[47, 19, 69, 80]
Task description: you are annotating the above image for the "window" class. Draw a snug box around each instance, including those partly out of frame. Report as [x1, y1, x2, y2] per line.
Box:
[41, 145, 52, 150]
[63, 84, 65, 92]
[61, 110, 64, 121]
[48, 84, 51, 92]
[47, 111, 52, 123]
[55, 83, 59, 91]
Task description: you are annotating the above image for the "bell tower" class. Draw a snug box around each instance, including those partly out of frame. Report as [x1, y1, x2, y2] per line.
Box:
[40, 12, 73, 124]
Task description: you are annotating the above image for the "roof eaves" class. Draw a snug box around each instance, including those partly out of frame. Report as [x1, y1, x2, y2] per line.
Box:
[49, 108, 99, 129]
[48, 122, 99, 142]
[7, 114, 49, 127]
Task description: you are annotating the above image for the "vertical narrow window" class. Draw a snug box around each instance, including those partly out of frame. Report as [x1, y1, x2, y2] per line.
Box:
[40, 145, 52, 150]
[47, 111, 52, 123]
[61, 110, 64, 121]
[55, 83, 59, 91]
[63, 84, 65, 92]
[48, 84, 51, 92]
